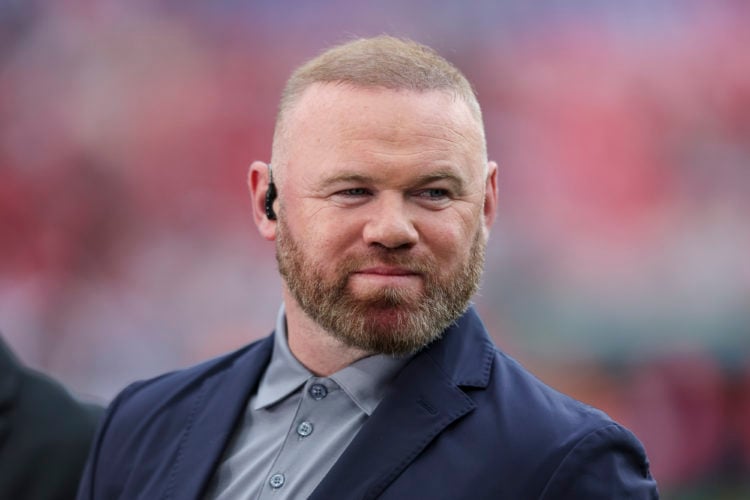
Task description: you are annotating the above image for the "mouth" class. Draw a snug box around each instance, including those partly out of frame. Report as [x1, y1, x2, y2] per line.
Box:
[353, 266, 421, 277]
[349, 266, 423, 290]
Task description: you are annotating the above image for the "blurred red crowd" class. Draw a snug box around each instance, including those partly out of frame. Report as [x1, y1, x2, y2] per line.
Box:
[1, 1, 749, 496]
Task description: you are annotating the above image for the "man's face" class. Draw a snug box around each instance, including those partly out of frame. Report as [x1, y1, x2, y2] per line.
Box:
[274, 84, 496, 356]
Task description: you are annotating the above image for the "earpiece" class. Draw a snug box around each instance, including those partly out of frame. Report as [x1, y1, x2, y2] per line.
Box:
[264, 165, 277, 220]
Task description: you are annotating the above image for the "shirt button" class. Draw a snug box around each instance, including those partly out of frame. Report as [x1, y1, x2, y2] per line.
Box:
[296, 421, 314, 437]
[269, 473, 285, 489]
[309, 383, 328, 400]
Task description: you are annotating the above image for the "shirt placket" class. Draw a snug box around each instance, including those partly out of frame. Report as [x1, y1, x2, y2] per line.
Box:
[257, 377, 342, 500]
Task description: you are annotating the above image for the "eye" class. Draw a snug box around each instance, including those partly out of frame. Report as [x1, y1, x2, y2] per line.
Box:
[339, 187, 370, 197]
[329, 187, 372, 206]
[416, 188, 450, 200]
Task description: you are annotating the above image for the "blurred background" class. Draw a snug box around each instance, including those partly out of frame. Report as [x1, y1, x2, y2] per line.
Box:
[1, 0, 748, 497]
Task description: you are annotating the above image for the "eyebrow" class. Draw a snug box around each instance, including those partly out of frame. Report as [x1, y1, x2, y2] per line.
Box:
[316, 168, 467, 193]
[412, 170, 466, 193]
[316, 172, 373, 189]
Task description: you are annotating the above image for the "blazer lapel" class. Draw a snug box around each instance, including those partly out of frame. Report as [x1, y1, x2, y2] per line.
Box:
[310, 307, 495, 500]
[310, 354, 475, 500]
[166, 335, 274, 500]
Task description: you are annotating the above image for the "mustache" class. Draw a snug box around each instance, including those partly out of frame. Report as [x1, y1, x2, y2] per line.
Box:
[339, 250, 437, 276]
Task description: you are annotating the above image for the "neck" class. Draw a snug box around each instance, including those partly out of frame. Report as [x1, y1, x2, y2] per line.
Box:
[282, 289, 371, 376]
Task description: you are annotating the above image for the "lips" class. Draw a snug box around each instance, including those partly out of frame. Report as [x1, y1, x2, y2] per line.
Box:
[354, 266, 419, 276]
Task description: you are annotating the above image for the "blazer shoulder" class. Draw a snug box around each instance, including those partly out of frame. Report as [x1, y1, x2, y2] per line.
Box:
[110, 335, 273, 418]
[77, 335, 274, 499]
[489, 348, 616, 429]
[539, 423, 659, 498]
[476, 349, 658, 497]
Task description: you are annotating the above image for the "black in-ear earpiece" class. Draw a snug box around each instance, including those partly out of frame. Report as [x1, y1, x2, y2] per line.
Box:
[264, 164, 277, 220]
[265, 182, 277, 220]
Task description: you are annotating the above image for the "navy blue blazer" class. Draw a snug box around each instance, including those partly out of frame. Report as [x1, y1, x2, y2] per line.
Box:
[77, 307, 658, 499]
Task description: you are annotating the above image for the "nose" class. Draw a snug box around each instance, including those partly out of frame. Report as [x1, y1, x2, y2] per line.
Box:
[362, 194, 419, 249]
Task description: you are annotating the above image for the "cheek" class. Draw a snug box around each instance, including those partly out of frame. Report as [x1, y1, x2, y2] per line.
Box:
[418, 209, 480, 257]
[291, 213, 361, 257]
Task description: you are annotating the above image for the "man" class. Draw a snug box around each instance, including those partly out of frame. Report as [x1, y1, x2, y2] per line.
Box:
[78, 36, 659, 499]
[0, 336, 102, 500]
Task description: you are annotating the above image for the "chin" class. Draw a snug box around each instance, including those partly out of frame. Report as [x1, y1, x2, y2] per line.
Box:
[349, 285, 423, 309]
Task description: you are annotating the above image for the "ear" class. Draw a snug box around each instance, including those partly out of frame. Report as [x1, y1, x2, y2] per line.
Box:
[483, 161, 498, 230]
[248, 161, 277, 241]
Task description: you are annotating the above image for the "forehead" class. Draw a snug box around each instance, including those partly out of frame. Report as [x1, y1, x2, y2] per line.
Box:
[282, 84, 484, 170]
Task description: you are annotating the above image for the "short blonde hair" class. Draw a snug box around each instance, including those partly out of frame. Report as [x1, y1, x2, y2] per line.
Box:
[271, 35, 486, 171]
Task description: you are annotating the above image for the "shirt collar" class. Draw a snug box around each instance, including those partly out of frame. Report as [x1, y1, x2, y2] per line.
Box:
[253, 304, 411, 415]
[253, 304, 310, 410]
[330, 352, 408, 416]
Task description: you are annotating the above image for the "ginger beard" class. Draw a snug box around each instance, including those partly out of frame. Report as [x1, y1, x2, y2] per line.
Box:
[275, 215, 487, 356]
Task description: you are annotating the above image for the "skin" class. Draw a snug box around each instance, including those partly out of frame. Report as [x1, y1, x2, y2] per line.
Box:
[249, 83, 498, 376]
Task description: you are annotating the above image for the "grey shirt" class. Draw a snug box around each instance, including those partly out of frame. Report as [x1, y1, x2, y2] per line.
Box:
[206, 305, 409, 500]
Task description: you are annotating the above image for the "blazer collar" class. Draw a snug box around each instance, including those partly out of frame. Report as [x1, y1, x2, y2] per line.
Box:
[310, 305, 496, 500]
[419, 305, 496, 389]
